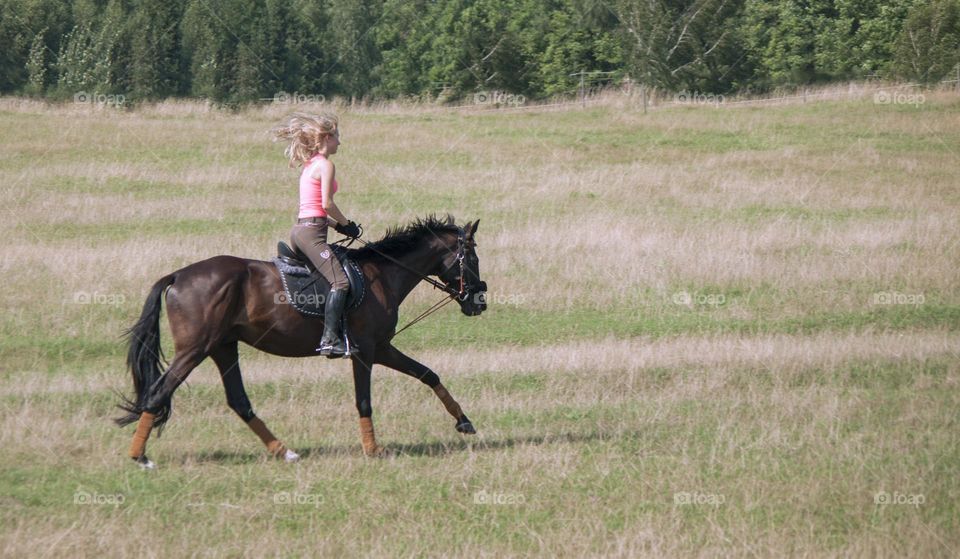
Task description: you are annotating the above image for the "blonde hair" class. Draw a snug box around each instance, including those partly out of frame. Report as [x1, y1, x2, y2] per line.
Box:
[271, 113, 339, 168]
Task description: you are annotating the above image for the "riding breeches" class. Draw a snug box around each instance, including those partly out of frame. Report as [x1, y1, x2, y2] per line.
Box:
[290, 223, 349, 290]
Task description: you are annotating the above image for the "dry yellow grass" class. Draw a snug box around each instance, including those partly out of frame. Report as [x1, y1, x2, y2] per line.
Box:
[1, 89, 958, 557]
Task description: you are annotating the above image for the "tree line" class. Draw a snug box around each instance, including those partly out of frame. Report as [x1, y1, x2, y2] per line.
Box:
[1, 0, 958, 105]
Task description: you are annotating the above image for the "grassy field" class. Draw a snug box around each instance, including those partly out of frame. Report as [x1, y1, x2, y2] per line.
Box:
[1, 91, 959, 557]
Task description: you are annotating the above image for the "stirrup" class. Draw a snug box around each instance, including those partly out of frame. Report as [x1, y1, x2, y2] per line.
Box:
[317, 317, 353, 359]
[318, 341, 347, 357]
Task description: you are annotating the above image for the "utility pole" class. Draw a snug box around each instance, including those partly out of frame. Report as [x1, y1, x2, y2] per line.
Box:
[579, 69, 586, 108]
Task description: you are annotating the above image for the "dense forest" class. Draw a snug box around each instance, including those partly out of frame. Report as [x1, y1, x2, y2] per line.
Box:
[1, 0, 958, 104]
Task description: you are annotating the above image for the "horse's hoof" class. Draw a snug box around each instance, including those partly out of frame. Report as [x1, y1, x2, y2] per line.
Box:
[363, 445, 389, 458]
[456, 419, 476, 435]
[133, 455, 156, 470]
[283, 449, 300, 463]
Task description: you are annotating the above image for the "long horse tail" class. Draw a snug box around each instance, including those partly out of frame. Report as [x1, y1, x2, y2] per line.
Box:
[115, 273, 177, 429]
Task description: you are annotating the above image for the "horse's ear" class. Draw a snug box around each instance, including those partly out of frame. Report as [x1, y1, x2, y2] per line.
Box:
[466, 219, 479, 237]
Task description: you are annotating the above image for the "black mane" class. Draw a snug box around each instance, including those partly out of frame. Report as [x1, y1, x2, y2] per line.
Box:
[349, 214, 460, 260]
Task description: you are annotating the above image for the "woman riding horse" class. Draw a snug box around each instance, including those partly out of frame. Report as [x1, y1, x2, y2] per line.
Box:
[272, 113, 360, 357]
[116, 212, 487, 467]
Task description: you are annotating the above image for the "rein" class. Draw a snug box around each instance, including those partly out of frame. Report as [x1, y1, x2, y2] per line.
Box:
[333, 226, 470, 337]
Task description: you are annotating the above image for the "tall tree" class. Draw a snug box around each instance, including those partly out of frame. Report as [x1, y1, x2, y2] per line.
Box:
[24, 26, 46, 95]
[892, 0, 960, 82]
[0, 0, 73, 93]
[616, 0, 744, 91]
[130, 0, 185, 99]
[326, 0, 382, 99]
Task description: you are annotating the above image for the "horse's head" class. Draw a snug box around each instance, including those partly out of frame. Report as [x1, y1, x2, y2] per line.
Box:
[437, 220, 487, 316]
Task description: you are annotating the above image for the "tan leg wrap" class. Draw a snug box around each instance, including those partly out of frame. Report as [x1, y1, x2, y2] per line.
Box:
[128, 412, 156, 459]
[433, 384, 463, 419]
[359, 417, 380, 456]
[248, 417, 287, 457]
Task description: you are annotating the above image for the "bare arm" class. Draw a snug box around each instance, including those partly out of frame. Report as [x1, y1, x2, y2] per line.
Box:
[312, 159, 348, 226]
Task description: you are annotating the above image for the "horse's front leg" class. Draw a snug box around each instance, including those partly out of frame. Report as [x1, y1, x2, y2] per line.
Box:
[350, 351, 386, 457]
[374, 343, 476, 435]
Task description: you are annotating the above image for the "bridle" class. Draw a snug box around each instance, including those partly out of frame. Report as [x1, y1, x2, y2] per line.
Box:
[440, 227, 487, 302]
[335, 226, 486, 336]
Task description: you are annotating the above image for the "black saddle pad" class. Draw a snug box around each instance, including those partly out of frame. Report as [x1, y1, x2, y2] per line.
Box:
[272, 243, 364, 317]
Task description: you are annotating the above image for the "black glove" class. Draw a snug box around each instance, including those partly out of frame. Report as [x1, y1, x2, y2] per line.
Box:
[335, 220, 361, 238]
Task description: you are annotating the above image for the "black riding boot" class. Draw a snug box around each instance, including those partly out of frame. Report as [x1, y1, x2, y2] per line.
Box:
[318, 288, 349, 356]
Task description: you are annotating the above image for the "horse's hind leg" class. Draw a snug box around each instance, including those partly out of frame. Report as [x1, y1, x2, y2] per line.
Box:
[128, 348, 206, 468]
[375, 343, 476, 435]
[209, 342, 299, 463]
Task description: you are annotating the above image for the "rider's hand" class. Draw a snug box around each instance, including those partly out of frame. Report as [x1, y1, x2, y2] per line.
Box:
[335, 220, 361, 238]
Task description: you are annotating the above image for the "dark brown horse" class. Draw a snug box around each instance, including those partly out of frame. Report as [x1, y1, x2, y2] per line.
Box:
[116, 215, 486, 468]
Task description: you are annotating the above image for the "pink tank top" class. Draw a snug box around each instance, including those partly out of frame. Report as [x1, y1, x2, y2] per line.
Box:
[298, 153, 338, 219]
